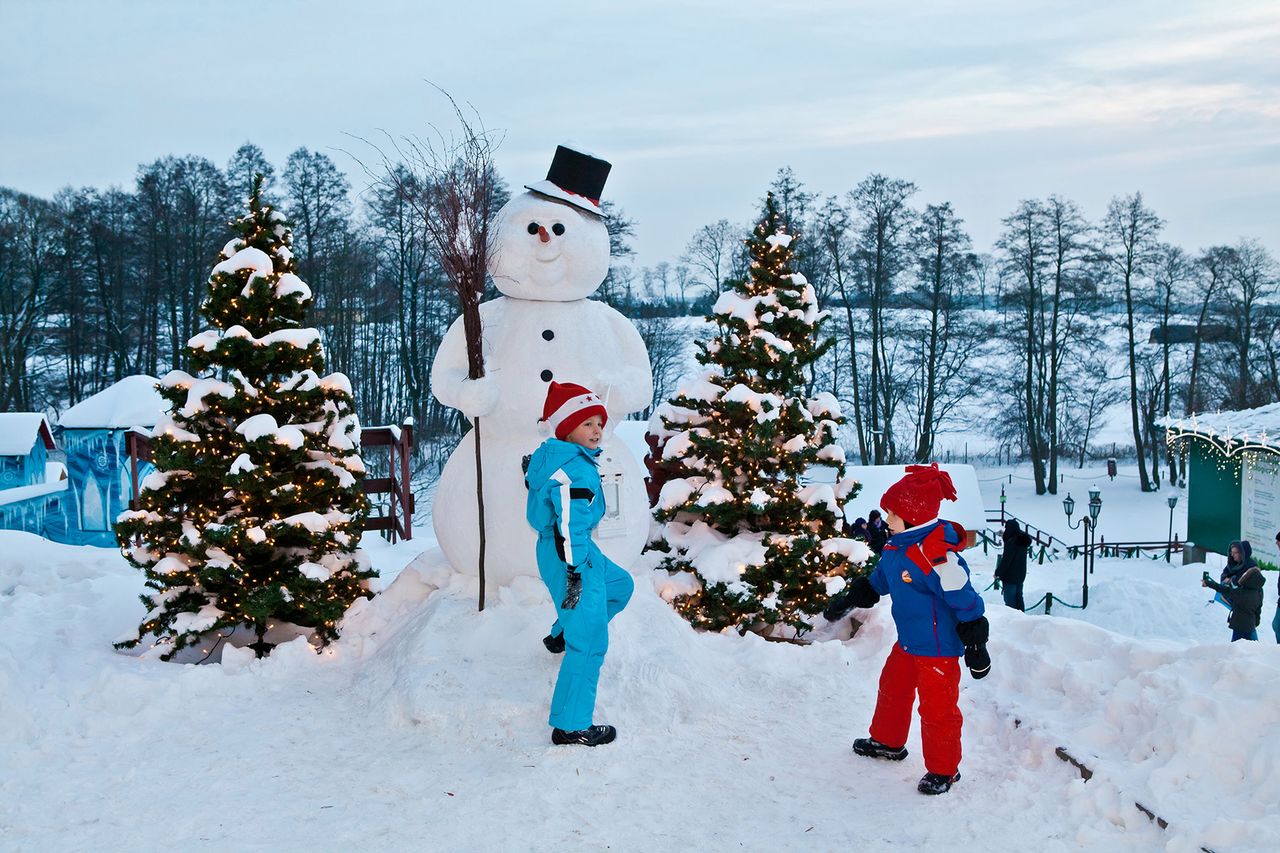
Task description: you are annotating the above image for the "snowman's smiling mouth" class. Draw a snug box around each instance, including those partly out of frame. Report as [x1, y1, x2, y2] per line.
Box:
[535, 252, 563, 264]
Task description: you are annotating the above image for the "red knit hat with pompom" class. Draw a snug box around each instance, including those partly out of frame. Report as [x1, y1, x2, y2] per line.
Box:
[881, 462, 958, 527]
[540, 381, 608, 440]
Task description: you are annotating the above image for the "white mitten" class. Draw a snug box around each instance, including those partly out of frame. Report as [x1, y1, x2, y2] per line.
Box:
[456, 375, 500, 419]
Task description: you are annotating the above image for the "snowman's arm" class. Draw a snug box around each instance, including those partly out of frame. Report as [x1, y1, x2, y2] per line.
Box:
[430, 315, 471, 410]
[596, 307, 654, 417]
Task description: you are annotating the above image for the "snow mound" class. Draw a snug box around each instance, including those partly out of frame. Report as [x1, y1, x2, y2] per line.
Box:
[4, 531, 1274, 850]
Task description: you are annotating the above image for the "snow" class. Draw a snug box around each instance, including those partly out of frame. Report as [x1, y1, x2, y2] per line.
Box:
[765, 231, 794, 250]
[0, 413, 53, 456]
[211, 246, 273, 280]
[58, 375, 167, 429]
[188, 327, 321, 353]
[1162, 403, 1280, 451]
[235, 414, 305, 449]
[0, 478, 66, 507]
[4, 523, 1278, 850]
[663, 521, 767, 586]
[274, 273, 311, 301]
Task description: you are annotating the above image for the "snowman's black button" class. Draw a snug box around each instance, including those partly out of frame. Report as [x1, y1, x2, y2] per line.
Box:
[542, 329, 554, 341]
[540, 369, 553, 382]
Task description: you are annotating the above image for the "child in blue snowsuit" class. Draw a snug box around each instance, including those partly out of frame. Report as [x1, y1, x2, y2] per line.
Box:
[525, 381, 634, 747]
[824, 463, 991, 795]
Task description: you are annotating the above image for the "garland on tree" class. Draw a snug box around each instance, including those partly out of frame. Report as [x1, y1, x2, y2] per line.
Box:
[116, 175, 374, 660]
[649, 193, 868, 635]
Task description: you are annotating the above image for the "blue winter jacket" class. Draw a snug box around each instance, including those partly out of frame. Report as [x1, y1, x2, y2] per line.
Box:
[525, 438, 605, 568]
[867, 519, 985, 657]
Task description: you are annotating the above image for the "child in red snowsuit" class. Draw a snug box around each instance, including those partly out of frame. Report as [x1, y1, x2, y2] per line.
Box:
[824, 463, 991, 795]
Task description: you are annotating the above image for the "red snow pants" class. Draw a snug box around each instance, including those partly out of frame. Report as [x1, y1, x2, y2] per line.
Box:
[868, 643, 962, 776]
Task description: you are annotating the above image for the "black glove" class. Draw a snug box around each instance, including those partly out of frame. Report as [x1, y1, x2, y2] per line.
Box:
[823, 576, 881, 622]
[561, 568, 582, 610]
[964, 644, 991, 679]
[956, 616, 990, 679]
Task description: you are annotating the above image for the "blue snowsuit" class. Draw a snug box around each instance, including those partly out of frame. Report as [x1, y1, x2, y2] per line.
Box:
[525, 438, 634, 731]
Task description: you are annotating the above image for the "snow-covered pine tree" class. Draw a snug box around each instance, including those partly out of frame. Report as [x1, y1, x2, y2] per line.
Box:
[650, 192, 867, 635]
[116, 176, 374, 660]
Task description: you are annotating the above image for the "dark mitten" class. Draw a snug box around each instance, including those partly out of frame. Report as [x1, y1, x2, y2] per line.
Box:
[956, 616, 991, 679]
[561, 568, 582, 610]
[955, 615, 989, 647]
[964, 644, 991, 679]
[823, 576, 881, 622]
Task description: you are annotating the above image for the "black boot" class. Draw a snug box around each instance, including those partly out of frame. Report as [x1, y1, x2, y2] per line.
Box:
[542, 632, 565, 654]
[551, 725, 617, 747]
[852, 737, 908, 761]
[917, 771, 961, 795]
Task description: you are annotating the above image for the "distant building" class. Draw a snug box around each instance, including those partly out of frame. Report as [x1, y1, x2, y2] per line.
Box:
[0, 413, 55, 488]
[58, 375, 167, 546]
[0, 413, 68, 540]
[1164, 404, 1280, 564]
[1147, 324, 1232, 345]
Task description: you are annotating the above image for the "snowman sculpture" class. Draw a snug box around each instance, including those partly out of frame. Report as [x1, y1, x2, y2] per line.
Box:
[430, 145, 653, 587]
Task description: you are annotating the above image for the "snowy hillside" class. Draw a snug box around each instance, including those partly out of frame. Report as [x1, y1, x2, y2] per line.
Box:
[2, 525, 1277, 852]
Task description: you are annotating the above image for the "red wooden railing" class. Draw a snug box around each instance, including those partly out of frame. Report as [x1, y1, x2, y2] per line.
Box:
[125, 420, 415, 541]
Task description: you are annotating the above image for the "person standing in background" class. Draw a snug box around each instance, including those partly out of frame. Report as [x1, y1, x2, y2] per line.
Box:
[866, 509, 889, 555]
[1202, 540, 1265, 642]
[994, 519, 1032, 611]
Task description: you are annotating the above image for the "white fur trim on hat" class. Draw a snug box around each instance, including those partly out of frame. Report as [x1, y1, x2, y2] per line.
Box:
[545, 392, 604, 437]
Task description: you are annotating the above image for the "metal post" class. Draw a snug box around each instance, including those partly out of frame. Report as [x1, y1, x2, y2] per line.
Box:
[1082, 518, 1090, 609]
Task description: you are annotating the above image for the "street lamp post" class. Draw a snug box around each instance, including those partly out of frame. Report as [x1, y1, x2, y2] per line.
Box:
[1166, 494, 1178, 562]
[1064, 486, 1103, 609]
[999, 485, 1007, 522]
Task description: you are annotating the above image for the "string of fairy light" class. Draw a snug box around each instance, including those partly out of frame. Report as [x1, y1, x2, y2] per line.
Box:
[656, 193, 859, 633]
[116, 175, 372, 659]
[1164, 419, 1280, 483]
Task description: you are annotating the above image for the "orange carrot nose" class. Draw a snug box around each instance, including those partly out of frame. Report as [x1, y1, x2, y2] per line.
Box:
[537, 225, 551, 243]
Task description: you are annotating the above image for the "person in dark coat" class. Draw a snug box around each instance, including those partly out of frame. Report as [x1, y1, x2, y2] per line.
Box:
[1202, 540, 1266, 642]
[993, 519, 1032, 611]
[846, 517, 869, 542]
[866, 510, 889, 555]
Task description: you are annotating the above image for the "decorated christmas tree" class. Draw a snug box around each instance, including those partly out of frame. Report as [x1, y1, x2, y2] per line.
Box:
[650, 193, 867, 635]
[116, 176, 374, 660]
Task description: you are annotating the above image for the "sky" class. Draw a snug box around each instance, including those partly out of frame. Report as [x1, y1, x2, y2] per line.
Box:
[2, 0, 1278, 270]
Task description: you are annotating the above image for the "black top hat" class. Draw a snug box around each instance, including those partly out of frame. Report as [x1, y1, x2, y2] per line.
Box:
[525, 145, 611, 216]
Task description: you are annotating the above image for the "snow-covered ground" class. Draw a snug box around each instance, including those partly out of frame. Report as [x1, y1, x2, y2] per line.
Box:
[3, 493, 1278, 852]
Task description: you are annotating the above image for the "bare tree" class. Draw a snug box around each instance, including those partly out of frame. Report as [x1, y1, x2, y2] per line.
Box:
[1221, 239, 1279, 408]
[997, 199, 1050, 492]
[1151, 244, 1194, 483]
[1101, 192, 1163, 492]
[907, 202, 983, 462]
[1188, 246, 1232, 413]
[683, 218, 737, 300]
[0, 190, 57, 410]
[810, 195, 868, 462]
[850, 174, 917, 464]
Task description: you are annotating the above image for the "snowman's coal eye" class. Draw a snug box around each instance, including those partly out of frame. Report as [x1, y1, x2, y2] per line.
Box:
[526, 222, 539, 235]
[552, 223, 565, 236]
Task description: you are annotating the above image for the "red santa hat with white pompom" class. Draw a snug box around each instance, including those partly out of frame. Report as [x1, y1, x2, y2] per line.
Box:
[539, 381, 608, 440]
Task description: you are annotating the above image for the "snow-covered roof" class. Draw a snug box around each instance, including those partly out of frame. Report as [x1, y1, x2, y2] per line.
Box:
[1161, 403, 1280, 453]
[59, 375, 167, 429]
[0, 478, 67, 506]
[0, 413, 54, 455]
